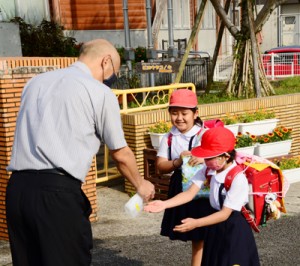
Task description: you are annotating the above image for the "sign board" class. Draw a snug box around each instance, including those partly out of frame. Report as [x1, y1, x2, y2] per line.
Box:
[135, 61, 180, 73]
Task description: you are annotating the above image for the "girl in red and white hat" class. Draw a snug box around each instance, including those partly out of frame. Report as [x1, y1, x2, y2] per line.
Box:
[145, 127, 260, 266]
[156, 89, 214, 266]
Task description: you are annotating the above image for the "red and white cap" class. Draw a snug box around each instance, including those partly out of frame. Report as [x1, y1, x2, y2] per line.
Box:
[169, 89, 198, 108]
[191, 127, 236, 158]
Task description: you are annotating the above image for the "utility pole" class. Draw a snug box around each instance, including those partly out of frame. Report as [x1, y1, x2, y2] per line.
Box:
[122, 0, 135, 77]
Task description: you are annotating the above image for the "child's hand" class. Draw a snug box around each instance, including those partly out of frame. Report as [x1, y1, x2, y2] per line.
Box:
[173, 218, 198, 232]
[144, 200, 165, 213]
[180, 151, 191, 157]
[187, 156, 204, 167]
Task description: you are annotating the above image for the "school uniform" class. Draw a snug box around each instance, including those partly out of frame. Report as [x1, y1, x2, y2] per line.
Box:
[157, 125, 213, 241]
[192, 161, 260, 266]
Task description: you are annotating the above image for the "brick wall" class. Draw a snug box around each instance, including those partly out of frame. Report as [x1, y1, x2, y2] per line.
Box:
[122, 94, 300, 193]
[0, 58, 97, 241]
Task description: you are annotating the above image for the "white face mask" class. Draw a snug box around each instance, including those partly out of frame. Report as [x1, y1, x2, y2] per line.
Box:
[205, 157, 226, 171]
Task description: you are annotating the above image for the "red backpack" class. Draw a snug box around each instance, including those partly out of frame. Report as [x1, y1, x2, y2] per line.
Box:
[223, 153, 288, 233]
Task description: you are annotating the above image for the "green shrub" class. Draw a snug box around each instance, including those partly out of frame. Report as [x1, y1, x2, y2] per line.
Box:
[116, 46, 148, 65]
[134, 46, 147, 62]
[274, 156, 300, 170]
[10, 17, 82, 57]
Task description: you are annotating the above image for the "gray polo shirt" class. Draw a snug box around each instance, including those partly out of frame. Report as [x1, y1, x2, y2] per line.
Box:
[7, 61, 127, 182]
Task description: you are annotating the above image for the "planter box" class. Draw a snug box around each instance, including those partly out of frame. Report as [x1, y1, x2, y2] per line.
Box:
[254, 139, 292, 158]
[236, 145, 256, 155]
[149, 133, 166, 149]
[225, 123, 240, 136]
[282, 168, 300, 184]
[238, 118, 279, 135]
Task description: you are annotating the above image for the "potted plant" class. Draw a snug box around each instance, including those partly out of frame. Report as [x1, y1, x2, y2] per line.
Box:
[148, 121, 172, 149]
[254, 126, 293, 158]
[222, 113, 240, 136]
[238, 108, 279, 135]
[274, 156, 300, 184]
[235, 132, 257, 155]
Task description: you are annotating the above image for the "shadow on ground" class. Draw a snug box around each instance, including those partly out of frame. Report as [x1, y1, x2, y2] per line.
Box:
[90, 215, 300, 266]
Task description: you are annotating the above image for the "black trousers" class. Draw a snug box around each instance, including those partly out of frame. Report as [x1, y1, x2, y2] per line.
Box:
[6, 171, 93, 266]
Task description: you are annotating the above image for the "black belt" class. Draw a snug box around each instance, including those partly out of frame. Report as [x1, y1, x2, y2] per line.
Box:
[14, 168, 71, 177]
[13, 168, 82, 186]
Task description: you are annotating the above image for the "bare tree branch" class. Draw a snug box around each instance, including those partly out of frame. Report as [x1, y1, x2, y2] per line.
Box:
[174, 0, 208, 83]
[254, 0, 288, 32]
[206, 0, 231, 93]
[210, 0, 240, 38]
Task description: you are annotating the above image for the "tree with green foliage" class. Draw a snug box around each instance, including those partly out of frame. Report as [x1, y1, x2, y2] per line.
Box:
[175, 0, 287, 98]
[10, 17, 81, 57]
[209, 0, 288, 98]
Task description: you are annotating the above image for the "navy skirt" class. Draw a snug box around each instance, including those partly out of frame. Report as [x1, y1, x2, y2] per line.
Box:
[201, 210, 260, 266]
[160, 169, 213, 241]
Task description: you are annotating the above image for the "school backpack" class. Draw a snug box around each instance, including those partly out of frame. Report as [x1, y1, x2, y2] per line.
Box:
[223, 152, 289, 233]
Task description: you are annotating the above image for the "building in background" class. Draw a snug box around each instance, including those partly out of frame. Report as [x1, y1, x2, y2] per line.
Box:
[0, 0, 299, 57]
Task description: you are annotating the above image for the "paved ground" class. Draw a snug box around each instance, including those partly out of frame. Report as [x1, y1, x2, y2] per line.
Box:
[1, 181, 300, 266]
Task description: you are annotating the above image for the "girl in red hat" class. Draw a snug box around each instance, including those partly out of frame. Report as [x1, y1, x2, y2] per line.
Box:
[145, 127, 260, 266]
[155, 89, 214, 266]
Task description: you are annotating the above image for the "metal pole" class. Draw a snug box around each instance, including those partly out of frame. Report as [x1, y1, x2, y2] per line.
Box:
[14, 0, 21, 17]
[146, 0, 155, 86]
[123, 0, 133, 74]
[43, 0, 51, 21]
[167, 0, 177, 82]
[167, 0, 174, 50]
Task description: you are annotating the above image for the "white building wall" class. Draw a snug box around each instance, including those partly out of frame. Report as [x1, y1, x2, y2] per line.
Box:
[260, 8, 279, 52]
[0, 0, 49, 24]
[196, 30, 217, 56]
[70, 30, 148, 48]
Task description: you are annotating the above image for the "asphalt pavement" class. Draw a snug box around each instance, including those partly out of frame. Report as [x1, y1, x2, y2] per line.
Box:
[1, 180, 300, 266]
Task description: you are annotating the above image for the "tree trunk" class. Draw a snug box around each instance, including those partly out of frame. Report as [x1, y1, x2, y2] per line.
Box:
[206, 0, 231, 94]
[174, 0, 208, 83]
[210, 0, 286, 98]
[248, 0, 261, 97]
[151, 0, 167, 48]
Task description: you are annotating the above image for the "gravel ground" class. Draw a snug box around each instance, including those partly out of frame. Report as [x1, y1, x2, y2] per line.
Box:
[90, 183, 300, 266]
[1, 181, 300, 266]
[91, 216, 300, 266]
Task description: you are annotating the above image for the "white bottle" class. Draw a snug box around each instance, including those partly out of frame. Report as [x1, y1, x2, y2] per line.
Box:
[124, 193, 144, 218]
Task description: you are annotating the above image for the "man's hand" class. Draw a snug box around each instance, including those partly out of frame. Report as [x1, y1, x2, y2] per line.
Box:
[110, 146, 155, 202]
[137, 179, 155, 202]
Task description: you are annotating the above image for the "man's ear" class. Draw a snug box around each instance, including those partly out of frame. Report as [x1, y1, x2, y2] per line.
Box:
[103, 55, 112, 65]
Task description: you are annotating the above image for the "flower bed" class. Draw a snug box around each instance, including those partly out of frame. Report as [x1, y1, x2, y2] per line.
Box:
[274, 156, 300, 184]
[148, 121, 172, 149]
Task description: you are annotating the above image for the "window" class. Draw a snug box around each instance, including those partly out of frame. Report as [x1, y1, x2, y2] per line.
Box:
[230, 2, 240, 28]
[199, 1, 216, 30]
[285, 16, 296, 25]
[160, 0, 190, 29]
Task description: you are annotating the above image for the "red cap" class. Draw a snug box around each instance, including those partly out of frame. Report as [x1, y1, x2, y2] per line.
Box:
[169, 89, 198, 108]
[191, 127, 236, 158]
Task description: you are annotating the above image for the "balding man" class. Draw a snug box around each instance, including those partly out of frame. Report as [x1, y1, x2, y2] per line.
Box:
[6, 39, 155, 266]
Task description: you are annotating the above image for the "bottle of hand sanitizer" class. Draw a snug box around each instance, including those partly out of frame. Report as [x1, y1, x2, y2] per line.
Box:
[124, 193, 144, 218]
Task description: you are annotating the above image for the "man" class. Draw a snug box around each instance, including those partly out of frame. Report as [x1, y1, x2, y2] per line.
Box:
[6, 39, 155, 266]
